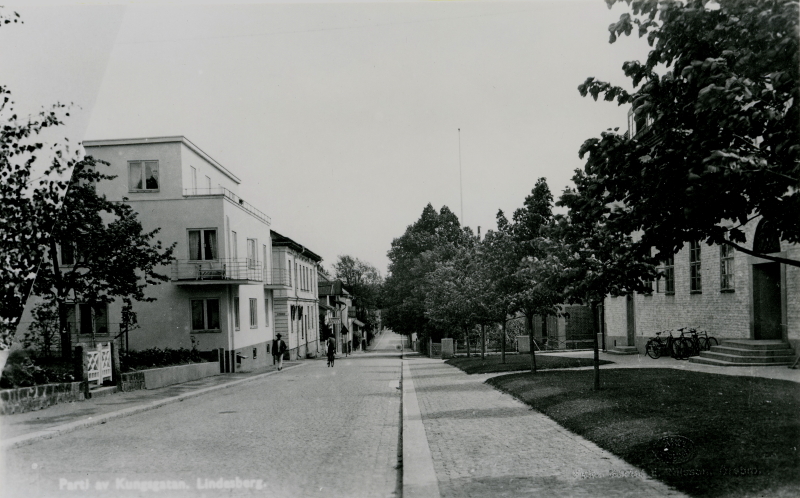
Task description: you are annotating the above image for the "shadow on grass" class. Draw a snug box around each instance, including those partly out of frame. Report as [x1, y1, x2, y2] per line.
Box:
[487, 368, 800, 498]
[446, 354, 613, 375]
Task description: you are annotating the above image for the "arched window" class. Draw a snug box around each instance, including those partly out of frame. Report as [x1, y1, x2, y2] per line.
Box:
[753, 219, 781, 255]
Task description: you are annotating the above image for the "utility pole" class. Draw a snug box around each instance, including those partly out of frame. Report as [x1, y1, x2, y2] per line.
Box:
[458, 128, 463, 226]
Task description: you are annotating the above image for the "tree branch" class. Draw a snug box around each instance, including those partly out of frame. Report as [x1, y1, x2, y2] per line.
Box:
[720, 239, 800, 268]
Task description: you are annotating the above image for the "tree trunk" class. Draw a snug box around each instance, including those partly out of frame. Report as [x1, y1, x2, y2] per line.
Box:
[528, 314, 537, 373]
[49, 239, 71, 359]
[465, 326, 471, 358]
[481, 324, 485, 360]
[501, 319, 506, 364]
[591, 300, 601, 391]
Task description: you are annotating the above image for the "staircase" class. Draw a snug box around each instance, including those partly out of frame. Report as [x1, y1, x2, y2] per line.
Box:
[689, 340, 796, 367]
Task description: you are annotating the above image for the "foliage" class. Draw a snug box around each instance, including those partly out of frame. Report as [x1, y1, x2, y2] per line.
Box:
[119, 347, 205, 373]
[383, 204, 473, 343]
[31, 156, 176, 357]
[332, 255, 383, 333]
[0, 350, 75, 389]
[0, 9, 76, 349]
[424, 242, 481, 341]
[22, 302, 61, 358]
[578, 0, 799, 266]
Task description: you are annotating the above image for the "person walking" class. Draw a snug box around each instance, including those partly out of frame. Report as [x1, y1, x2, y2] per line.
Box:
[273, 334, 287, 371]
[326, 336, 336, 367]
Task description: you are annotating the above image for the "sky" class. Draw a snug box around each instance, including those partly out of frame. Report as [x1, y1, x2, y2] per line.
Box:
[1, 0, 650, 275]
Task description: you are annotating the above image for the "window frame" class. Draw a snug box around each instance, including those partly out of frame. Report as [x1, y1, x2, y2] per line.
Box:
[249, 298, 258, 328]
[657, 256, 675, 295]
[247, 238, 257, 269]
[234, 297, 240, 330]
[690, 240, 702, 293]
[720, 243, 735, 292]
[190, 298, 221, 332]
[128, 160, 160, 192]
[264, 298, 270, 326]
[187, 228, 218, 261]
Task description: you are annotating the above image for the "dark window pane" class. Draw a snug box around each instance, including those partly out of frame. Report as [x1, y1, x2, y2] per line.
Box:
[61, 243, 74, 265]
[207, 299, 220, 329]
[188, 231, 201, 260]
[79, 304, 93, 335]
[144, 161, 159, 189]
[191, 300, 205, 330]
[204, 230, 217, 260]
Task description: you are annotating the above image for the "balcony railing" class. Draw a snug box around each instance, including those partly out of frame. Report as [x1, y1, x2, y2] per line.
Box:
[172, 259, 263, 282]
[264, 268, 291, 287]
[183, 187, 271, 225]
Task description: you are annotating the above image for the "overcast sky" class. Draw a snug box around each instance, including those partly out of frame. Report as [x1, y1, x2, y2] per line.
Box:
[2, 0, 650, 275]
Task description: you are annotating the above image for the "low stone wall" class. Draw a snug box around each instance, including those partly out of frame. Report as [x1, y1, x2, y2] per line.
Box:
[0, 381, 86, 415]
[119, 371, 146, 392]
[140, 361, 220, 390]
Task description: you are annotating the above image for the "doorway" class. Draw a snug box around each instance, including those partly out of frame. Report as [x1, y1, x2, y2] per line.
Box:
[753, 262, 782, 340]
[626, 294, 635, 346]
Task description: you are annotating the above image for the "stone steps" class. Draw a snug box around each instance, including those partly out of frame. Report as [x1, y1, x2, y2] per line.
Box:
[688, 339, 796, 367]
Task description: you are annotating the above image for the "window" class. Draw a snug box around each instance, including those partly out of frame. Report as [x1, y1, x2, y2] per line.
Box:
[295, 262, 298, 288]
[129, 160, 159, 191]
[658, 256, 675, 294]
[232, 231, 238, 259]
[234, 297, 240, 330]
[264, 298, 270, 326]
[188, 229, 218, 260]
[77, 303, 108, 335]
[690, 241, 702, 293]
[249, 298, 257, 328]
[720, 244, 735, 291]
[61, 243, 75, 265]
[247, 239, 257, 269]
[191, 298, 220, 331]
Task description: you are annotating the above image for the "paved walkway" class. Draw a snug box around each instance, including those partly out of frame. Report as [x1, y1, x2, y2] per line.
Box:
[404, 356, 686, 498]
[0, 361, 301, 444]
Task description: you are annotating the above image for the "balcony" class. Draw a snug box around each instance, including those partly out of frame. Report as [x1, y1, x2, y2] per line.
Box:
[183, 187, 271, 225]
[172, 259, 263, 284]
[264, 268, 292, 289]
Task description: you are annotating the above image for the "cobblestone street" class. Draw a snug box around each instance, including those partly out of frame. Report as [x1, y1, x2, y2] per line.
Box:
[406, 357, 686, 498]
[1, 340, 403, 498]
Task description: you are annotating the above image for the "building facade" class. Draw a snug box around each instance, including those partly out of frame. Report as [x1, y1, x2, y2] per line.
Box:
[67, 136, 276, 372]
[270, 231, 322, 360]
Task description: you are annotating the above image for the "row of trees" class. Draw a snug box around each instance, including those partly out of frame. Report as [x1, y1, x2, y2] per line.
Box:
[332, 255, 384, 345]
[384, 0, 799, 389]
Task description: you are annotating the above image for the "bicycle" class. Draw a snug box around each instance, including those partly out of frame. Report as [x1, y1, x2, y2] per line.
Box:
[696, 329, 718, 350]
[677, 327, 718, 357]
[646, 330, 687, 360]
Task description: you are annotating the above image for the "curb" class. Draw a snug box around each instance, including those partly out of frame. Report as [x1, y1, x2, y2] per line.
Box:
[1, 363, 305, 450]
[401, 360, 441, 498]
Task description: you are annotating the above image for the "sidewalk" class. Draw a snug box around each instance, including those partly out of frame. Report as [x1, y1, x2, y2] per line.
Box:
[543, 349, 800, 383]
[0, 361, 303, 448]
[403, 356, 686, 498]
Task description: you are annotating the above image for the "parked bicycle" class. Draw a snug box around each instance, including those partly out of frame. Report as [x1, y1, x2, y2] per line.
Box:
[677, 327, 719, 357]
[645, 330, 688, 360]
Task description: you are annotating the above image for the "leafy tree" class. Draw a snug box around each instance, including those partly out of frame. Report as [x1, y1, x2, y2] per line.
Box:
[383, 204, 471, 349]
[531, 174, 658, 390]
[505, 178, 563, 372]
[0, 8, 76, 354]
[579, 0, 799, 266]
[332, 255, 383, 343]
[32, 157, 175, 357]
[477, 224, 519, 363]
[424, 243, 481, 356]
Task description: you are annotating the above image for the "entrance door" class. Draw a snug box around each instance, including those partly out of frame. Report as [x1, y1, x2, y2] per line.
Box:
[626, 294, 635, 346]
[753, 263, 782, 340]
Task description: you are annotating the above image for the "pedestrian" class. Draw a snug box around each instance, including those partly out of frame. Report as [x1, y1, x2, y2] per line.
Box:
[326, 336, 336, 367]
[273, 334, 287, 371]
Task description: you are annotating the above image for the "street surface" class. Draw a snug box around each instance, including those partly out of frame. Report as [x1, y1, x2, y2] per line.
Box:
[1, 334, 405, 498]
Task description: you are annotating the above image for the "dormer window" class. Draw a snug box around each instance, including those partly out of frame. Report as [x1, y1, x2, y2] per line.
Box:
[129, 160, 159, 192]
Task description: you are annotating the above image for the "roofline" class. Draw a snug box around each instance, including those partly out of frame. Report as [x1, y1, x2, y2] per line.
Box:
[82, 136, 241, 184]
[270, 230, 323, 262]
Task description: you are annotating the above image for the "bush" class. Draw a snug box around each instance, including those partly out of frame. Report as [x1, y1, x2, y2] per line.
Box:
[119, 347, 205, 373]
[0, 350, 75, 389]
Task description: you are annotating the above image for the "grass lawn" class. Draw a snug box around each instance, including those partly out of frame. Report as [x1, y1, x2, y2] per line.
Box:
[487, 368, 800, 498]
[445, 353, 613, 375]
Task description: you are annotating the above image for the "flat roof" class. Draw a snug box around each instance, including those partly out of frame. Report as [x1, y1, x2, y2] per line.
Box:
[83, 136, 241, 184]
[271, 230, 323, 262]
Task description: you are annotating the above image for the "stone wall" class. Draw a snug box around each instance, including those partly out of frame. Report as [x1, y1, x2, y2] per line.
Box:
[0, 381, 85, 415]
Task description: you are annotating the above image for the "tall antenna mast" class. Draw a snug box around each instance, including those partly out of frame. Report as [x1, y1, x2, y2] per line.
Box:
[458, 128, 463, 226]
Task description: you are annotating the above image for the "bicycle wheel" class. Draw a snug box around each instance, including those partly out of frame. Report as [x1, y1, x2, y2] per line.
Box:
[681, 338, 694, 359]
[646, 339, 662, 359]
[706, 337, 718, 348]
[671, 338, 685, 360]
[698, 337, 709, 351]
